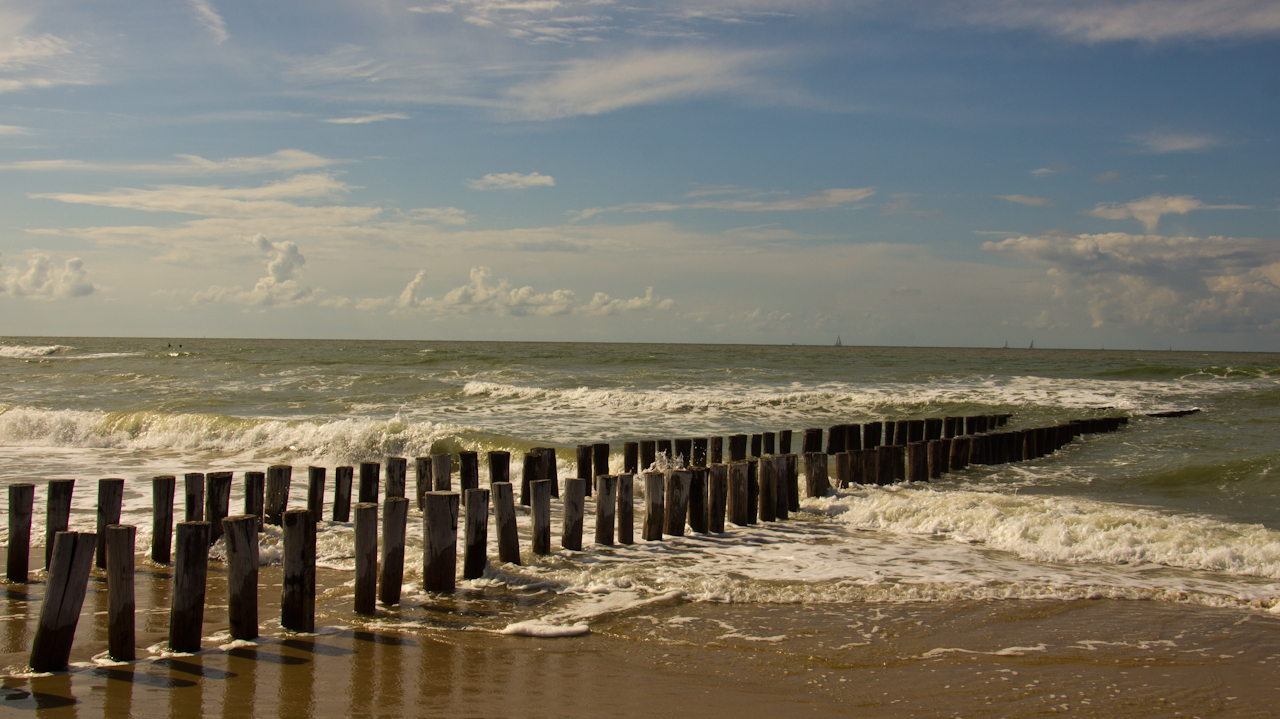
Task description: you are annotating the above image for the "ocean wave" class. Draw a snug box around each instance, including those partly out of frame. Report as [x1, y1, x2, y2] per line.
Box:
[0, 344, 71, 358]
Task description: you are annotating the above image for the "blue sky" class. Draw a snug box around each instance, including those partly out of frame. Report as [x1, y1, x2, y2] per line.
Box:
[1, 0, 1277, 349]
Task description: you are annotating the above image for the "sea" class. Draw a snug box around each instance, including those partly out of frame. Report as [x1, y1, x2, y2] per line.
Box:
[1, 336, 1279, 637]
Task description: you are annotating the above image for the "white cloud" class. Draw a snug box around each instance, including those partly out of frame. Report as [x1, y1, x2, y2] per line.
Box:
[321, 113, 411, 124]
[983, 231, 1280, 332]
[0, 10, 95, 94]
[955, 0, 1280, 42]
[1031, 168, 1056, 177]
[574, 187, 875, 220]
[188, 0, 229, 45]
[579, 287, 674, 315]
[0, 124, 28, 135]
[0, 253, 94, 300]
[192, 235, 314, 308]
[1085, 194, 1247, 232]
[1133, 131, 1220, 153]
[465, 172, 556, 190]
[1, 149, 338, 175]
[998, 194, 1053, 207]
[408, 207, 470, 224]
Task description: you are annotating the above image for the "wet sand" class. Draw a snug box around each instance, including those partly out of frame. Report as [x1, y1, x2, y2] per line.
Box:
[2, 552, 1279, 718]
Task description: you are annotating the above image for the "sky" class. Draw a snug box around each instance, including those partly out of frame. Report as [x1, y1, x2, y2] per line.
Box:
[0, 0, 1277, 350]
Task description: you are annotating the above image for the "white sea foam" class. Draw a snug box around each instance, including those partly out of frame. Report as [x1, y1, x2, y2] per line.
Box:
[0, 345, 70, 358]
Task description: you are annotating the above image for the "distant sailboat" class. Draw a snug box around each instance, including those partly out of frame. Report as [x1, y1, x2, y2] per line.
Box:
[834, 335, 843, 347]
[1028, 340, 1035, 349]
[1003, 341, 1009, 349]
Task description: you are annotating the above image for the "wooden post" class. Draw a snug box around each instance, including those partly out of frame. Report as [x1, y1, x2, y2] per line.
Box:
[380, 497, 408, 605]
[106, 524, 136, 661]
[825, 425, 845, 455]
[624, 442, 639, 473]
[415, 456, 432, 510]
[463, 489, 489, 579]
[895, 420, 910, 446]
[746, 461, 759, 524]
[29, 532, 96, 672]
[206, 472, 232, 546]
[386, 456, 408, 500]
[908, 442, 929, 482]
[664, 470, 690, 536]
[95, 478, 124, 569]
[183, 473, 204, 522]
[521, 451, 539, 506]
[643, 472, 665, 540]
[943, 417, 959, 438]
[7, 484, 34, 582]
[860, 450, 879, 487]
[908, 419, 925, 444]
[538, 447, 559, 498]
[353, 502, 377, 614]
[950, 437, 969, 470]
[531, 480, 552, 555]
[282, 509, 316, 633]
[846, 425, 862, 452]
[692, 438, 708, 467]
[489, 451, 511, 486]
[150, 476, 173, 564]
[925, 418, 943, 441]
[803, 453, 829, 498]
[307, 466, 325, 523]
[458, 452, 478, 504]
[617, 473, 634, 545]
[358, 462, 380, 504]
[46, 480, 75, 570]
[891, 445, 907, 481]
[562, 478, 585, 550]
[763, 432, 776, 456]
[432, 453, 452, 491]
[748, 434, 761, 459]
[266, 465, 291, 525]
[675, 439, 693, 466]
[863, 422, 882, 449]
[884, 420, 896, 445]
[757, 459, 776, 522]
[595, 475, 617, 546]
[785, 454, 800, 511]
[576, 444, 593, 485]
[834, 452, 851, 489]
[729, 434, 748, 461]
[928, 440, 945, 479]
[687, 467, 708, 534]
[593, 442, 610, 484]
[244, 471, 265, 529]
[640, 440, 657, 471]
[846, 450, 864, 486]
[169, 521, 210, 653]
[707, 465, 728, 532]
[727, 462, 750, 525]
[778, 430, 792, 455]
[801, 428, 821, 454]
[222, 515, 258, 641]
[710, 436, 724, 464]
[772, 456, 789, 521]
[656, 439, 674, 463]
[333, 466, 353, 521]
[492, 482, 520, 565]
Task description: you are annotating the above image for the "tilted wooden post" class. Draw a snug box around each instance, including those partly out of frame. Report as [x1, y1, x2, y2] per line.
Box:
[106, 524, 136, 661]
[463, 489, 489, 579]
[380, 497, 408, 606]
[643, 472, 665, 541]
[7, 483, 34, 582]
[281, 509, 316, 633]
[29, 531, 96, 672]
[95, 478, 124, 569]
[595, 475, 617, 546]
[150, 476, 174, 564]
[46, 479, 74, 569]
[170, 521, 210, 653]
[423, 491, 460, 589]
[222, 516, 259, 641]
[617, 473, 635, 545]
[493, 483, 521, 565]
[353, 503, 378, 614]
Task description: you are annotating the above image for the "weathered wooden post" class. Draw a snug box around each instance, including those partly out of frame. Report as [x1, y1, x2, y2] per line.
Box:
[727, 462, 750, 526]
[676, 439, 693, 466]
[784, 454, 800, 511]
[927, 440, 945, 479]
[575, 444, 592, 486]
[825, 425, 845, 455]
[266, 465, 291, 525]
[908, 442, 929, 482]
[106, 524, 136, 661]
[423, 491, 460, 591]
[415, 456, 432, 510]
[95, 478, 124, 569]
[595, 475, 617, 546]
[333, 466, 353, 521]
[206, 472, 232, 546]
[943, 417, 959, 438]
[170, 521, 210, 653]
[950, 437, 969, 471]
[750, 434, 763, 458]
[757, 459, 776, 522]
[7, 484, 34, 582]
[184, 473, 205, 522]
[493, 482, 520, 564]
[778, 430, 793, 455]
[46, 479, 74, 569]
[688, 467, 708, 533]
[592, 442, 610, 484]
[150, 476, 173, 564]
[745, 461, 759, 524]
[692, 438, 708, 467]
[563, 478, 586, 550]
[833, 452, 851, 489]
[762, 432, 776, 456]
[386, 456, 408, 500]
[803, 453, 829, 498]
[895, 420, 910, 446]
[463, 489, 489, 579]
[29, 531, 96, 672]
[729, 434, 748, 462]
[530, 480, 552, 555]
[803, 428, 822, 454]
[521, 451, 539, 506]
[925, 418, 943, 441]
[846, 450, 864, 486]
[282, 509, 316, 633]
[244, 471, 265, 529]
[863, 422, 882, 449]
[380, 497, 408, 605]
[640, 441, 657, 471]
[358, 462, 380, 504]
[708, 464, 728, 532]
[489, 451, 511, 486]
[617, 473, 635, 545]
[537, 447, 559, 498]
[657, 440, 674, 463]
[664, 470, 690, 536]
[876, 446, 896, 484]
[458, 452, 478, 504]
[643, 472, 665, 540]
[307, 466, 325, 523]
[710, 436, 724, 464]
[432, 453, 452, 492]
[353, 502, 377, 614]
[908, 419, 925, 444]
[860, 450, 879, 487]
[772, 456, 789, 520]
[222, 515, 258, 640]
[624, 442, 639, 473]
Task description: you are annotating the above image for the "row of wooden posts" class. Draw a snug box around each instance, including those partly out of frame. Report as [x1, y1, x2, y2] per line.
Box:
[10, 413, 1128, 672]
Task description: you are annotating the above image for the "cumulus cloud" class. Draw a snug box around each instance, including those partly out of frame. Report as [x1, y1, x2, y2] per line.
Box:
[465, 172, 555, 190]
[1133, 131, 1220, 153]
[574, 187, 875, 220]
[983, 231, 1280, 332]
[0, 253, 95, 300]
[321, 113, 410, 124]
[358, 266, 673, 318]
[1, 149, 337, 175]
[1085, 194, 1247, 232]
[998, 194, 1053, 207]
[191, 235, 314, 308]
[188, 0, 229, 44]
